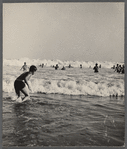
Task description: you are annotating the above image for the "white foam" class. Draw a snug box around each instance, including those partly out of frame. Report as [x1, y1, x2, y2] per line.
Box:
[3, 59, 124, 97]
[3, 77, 124, 97]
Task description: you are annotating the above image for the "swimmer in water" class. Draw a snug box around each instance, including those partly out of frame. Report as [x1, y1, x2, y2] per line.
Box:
[93, 63, 99, 73]
[121, 64, 125, 74]
[20, 62, 28, 71]
[80, 64, 82, 68]
[61, 66, 65, 70]
[55, 64, 59, 70]
[14, 65, 37, 102]
[114, 64, 119, 72]
[42, 63, 44, 68]
[118, 65, 122, 73]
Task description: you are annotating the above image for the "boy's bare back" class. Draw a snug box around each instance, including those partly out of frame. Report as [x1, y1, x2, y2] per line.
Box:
[17, 72, 32, 81]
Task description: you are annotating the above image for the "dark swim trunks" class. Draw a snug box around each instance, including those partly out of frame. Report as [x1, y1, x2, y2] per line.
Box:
[14, 80, 25, 95]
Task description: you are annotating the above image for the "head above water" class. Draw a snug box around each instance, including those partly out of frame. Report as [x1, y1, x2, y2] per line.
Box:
[29, 65, 37, 72]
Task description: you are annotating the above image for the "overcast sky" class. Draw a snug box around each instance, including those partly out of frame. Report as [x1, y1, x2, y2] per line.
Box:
[3, 2, 124, 62]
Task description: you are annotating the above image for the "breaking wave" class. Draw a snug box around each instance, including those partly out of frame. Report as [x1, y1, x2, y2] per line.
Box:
[3, 57, 123, 68]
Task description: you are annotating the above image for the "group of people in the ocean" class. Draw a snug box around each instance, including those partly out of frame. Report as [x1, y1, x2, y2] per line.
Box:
[52, 64, 73, 70]
[112, 64, 125, 74]
[40, 62, 124, 74]
[39, 63, 44, 68]
[20, 62, 125, 74]
[52, 63, 100, 72]
[14, 61, 124, 102]
[38, 62, 101, 72]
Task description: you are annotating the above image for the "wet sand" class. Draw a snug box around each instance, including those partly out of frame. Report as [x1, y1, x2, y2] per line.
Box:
[2, 92, 125, 147]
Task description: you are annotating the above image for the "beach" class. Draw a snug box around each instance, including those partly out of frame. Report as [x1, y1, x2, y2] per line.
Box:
[2, 59, 125, 147]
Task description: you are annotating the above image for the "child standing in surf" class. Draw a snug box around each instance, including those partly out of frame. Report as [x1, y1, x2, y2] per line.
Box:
[14, 65, 37, 102]
[20, 62, 28, 71]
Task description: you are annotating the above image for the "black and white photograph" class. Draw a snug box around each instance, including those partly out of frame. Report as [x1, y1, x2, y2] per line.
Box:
[2, 2, 125, 147]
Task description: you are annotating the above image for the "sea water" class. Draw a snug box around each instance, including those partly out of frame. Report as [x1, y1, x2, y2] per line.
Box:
[2, 58, 125, 146]
[3, 58, 124, 97]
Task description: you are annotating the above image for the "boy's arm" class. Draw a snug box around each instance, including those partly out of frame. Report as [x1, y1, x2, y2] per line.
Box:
[20, 66, 23, 70]
[24, 73, 33, 91]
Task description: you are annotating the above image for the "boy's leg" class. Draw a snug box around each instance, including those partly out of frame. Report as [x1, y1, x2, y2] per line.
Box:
[14, 87, 22, 102]
[14, 80, 21, 98]
[20, 87, 30, 100]
[14, 89, 20, 98]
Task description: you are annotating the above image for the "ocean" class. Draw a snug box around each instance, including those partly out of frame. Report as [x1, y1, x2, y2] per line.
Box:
[2, 58, 125, 147]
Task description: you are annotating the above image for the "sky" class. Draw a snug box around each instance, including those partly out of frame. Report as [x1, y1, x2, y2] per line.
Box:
[3, 2, 124, 62]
